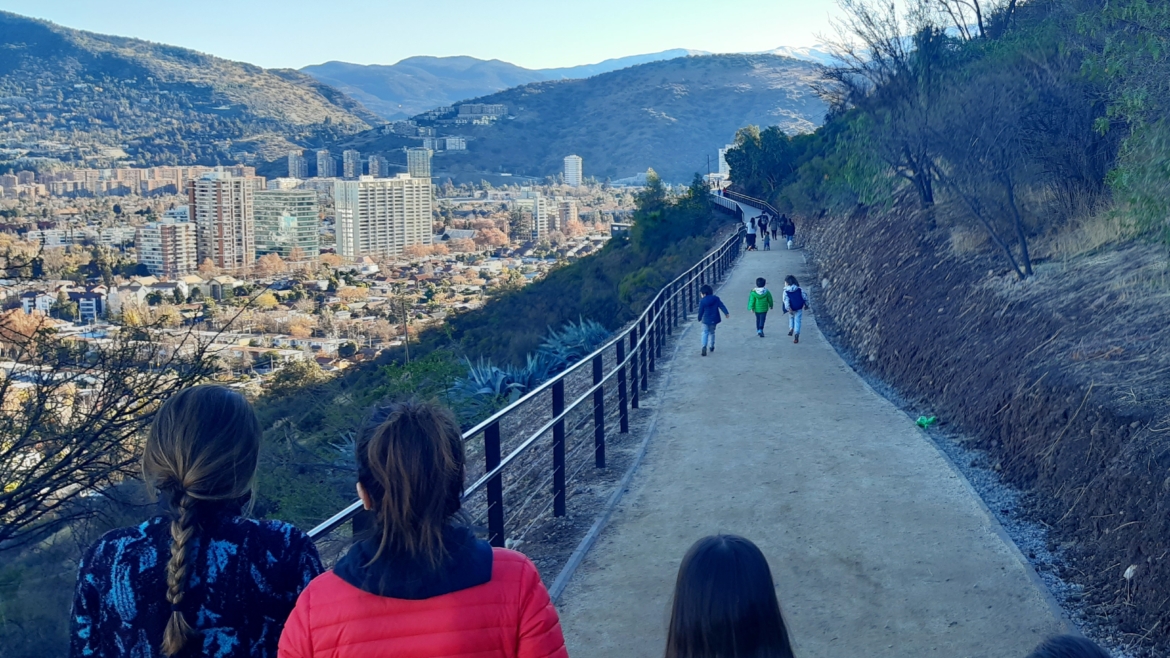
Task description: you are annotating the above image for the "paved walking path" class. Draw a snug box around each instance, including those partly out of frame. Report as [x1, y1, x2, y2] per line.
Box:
[557, 208, 1067, 657]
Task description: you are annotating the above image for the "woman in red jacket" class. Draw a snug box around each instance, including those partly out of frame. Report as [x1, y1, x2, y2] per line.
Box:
[279, 400, 568, 658]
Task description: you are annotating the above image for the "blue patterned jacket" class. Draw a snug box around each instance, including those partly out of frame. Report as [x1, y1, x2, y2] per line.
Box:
[70, 505, 323, 658]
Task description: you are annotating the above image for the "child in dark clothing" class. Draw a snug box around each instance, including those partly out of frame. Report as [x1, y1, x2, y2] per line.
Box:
[696, 284, 730, 356]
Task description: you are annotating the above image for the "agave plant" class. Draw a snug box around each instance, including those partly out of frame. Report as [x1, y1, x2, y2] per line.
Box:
[538, 317, 612, 366]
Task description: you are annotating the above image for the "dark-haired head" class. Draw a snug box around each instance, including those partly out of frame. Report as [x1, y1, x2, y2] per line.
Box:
[665, 535, 794, 658]
[142, 385, 262, 656]
[355, 399, 465, 568]
[700, 284, 714, 297]
[784, 275, 798, 287]
[756, 277, 766, 288]
[1026, 635, 1110, 658]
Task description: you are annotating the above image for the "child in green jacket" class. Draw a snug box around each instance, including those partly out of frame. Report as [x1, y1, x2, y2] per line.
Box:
[748, 277, 774, 338]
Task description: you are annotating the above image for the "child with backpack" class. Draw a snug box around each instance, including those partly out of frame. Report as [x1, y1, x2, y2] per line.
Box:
[747, 277, 774, 338]
[783, 275, 807, 344]
[663, 535, 796, 658]
[697, 284, 730, 356]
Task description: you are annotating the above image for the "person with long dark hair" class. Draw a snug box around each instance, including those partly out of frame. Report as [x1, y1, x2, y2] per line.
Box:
[70, 385, 323, 658]
[664, 535, 796, 658]
[279, 399, 567, 658]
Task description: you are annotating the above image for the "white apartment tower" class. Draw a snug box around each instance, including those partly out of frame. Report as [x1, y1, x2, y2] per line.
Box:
[368, 155, 388, 178]
[136, 218, 197, 277]
[407, 147, 433, 178]
[343, 149, 362, 179]
[287, 150, 308, 178]
[718, 144, 734, 177]
[316, 149, 336, 178]
[334, 175, 433, 259]
[564, 154, 583, 187]
[188, 172, 260, 272]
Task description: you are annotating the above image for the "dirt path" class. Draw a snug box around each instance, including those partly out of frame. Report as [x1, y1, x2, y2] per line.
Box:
[556, 237, 1069, 658]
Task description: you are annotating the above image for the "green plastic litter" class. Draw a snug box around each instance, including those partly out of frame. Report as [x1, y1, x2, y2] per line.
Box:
[916, 415, 938, 428]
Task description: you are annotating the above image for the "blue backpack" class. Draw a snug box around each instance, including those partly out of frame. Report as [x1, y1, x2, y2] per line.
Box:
[787, 287, 805, 311]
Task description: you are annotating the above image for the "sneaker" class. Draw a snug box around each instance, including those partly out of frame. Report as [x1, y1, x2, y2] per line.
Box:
[794, 335, 799, 344]
[757, 330, 762, 337]
[760, 332, 765, 338]
[709, 346, 714, 352]
[701, 346, 707, 356]
[788, 329, 794, 336]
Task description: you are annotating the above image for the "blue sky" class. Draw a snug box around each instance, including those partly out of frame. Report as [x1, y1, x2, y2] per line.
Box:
[0, 0, 845, 69]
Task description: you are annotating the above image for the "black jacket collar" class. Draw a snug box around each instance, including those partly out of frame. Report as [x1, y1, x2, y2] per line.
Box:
[334, 525, 493, 600]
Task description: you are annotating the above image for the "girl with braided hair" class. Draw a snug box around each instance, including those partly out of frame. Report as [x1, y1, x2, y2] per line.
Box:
[70, 385, 323, 658]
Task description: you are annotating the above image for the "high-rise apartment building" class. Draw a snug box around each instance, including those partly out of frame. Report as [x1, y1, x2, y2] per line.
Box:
[406, 147, 433, 178]
[557, 199, 579, 228]
[334, 175, 432, 259]
[343, 149, 362, 179]
[254, 190, 320, 264]
[288, 150, 308, 178]
[368, 155, 388, 178]
[136, 218, 197, 277]
[564, 155, 583, 187]
[718, 144, 733, 177]
[316, 149, 336, 178]
[188, 172, 260, 272]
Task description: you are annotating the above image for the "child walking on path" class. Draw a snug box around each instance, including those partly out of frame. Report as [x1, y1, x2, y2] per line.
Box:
[783, 275, 807, 344]
[748, 278, 774, 338]
[697, 284, 730, 356]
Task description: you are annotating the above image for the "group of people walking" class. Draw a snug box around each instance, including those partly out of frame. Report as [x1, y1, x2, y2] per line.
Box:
[696, 275, 806, 356]
[746, 211, 795, 251]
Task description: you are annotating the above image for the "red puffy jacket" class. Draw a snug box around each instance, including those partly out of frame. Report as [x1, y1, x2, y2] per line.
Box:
[278, 546, 567, 658]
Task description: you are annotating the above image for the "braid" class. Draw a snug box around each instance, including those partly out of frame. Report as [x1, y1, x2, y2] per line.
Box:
[162, 491, 198, 656]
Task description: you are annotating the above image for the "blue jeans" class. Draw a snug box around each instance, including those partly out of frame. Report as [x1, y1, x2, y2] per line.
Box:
[789, 309, 803, 335]
[755, 312, 767, 332]
[701, 323, 717, 349]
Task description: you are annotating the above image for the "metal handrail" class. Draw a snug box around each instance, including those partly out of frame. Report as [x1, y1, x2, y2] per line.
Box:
[308, 221, 747, 541]
[720, 189, 779, 217]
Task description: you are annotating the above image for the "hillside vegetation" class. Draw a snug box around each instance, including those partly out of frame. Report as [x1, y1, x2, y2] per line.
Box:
[331, 54, 826, 182]
[0, 11, 376, 168]
[301, 50, 705, 120]
[727, 0, 1170, 653]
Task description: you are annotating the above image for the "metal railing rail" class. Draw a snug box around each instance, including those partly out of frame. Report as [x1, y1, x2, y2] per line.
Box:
[719, 189, 778, 217]
[308, 222, 747, 546]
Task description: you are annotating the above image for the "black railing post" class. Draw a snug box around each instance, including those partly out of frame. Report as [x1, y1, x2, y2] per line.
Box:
[485, 421, 504, 547]
[656, 298, 664, 359]
[648, 305, 656, 374]
[639, 318, 648, 392]
[592, 354, 605, 468]
[630, 326, 640, 409]
[616, 338, 629, 432]
[666, 287, 673, 336]
[553, 380, 566, 517]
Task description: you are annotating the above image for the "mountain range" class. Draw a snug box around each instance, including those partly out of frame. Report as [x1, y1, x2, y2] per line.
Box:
[326, 54, 827, 183]
[302, 47, 836, 121]
[300, 49, 712, 120]
[0, 11, 374, 167]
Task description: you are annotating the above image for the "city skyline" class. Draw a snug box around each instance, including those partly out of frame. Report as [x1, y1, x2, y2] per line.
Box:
[0, 0, 850, 70]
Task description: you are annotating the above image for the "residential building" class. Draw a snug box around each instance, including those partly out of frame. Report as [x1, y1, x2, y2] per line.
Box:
[343, 149, 362, 179]
[368, 155, 389, 178]
[20, 291, 54, 314]
[456, 103, 507, 118]
[407, 148, 433, 178]
[564, 155, 583, 187]
[16, 171, 35, 184]
[316, 149, 336, 178]
[334, 174, 433, 259]
[188, 172, 260, 272]
[557, 199, 579, 227]
[288, 150, 308, 178]
[71, 290, 105, 323]
[718, 144, 734, 177]
[444, 137, 466, 151]
[422, 137, 441, 151]
[136, 219, 198, 277]
[267, 177, 302, 191]
[254, 189, 320, 263]
[519, 189, 556, 240]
